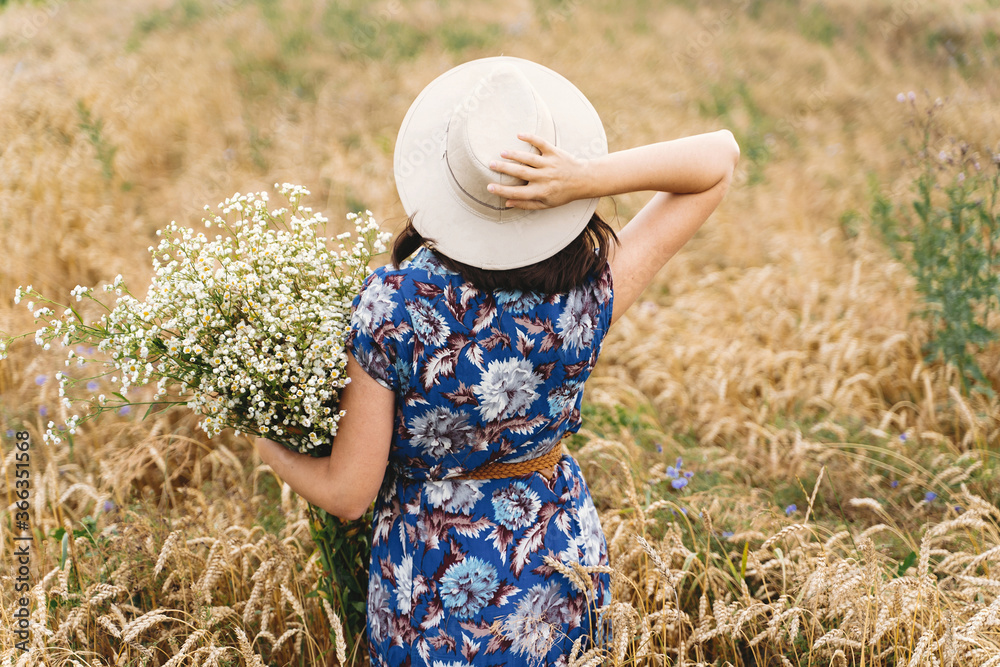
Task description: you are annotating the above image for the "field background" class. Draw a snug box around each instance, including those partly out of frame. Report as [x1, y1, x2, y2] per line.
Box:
[1, 0, 1000, 665]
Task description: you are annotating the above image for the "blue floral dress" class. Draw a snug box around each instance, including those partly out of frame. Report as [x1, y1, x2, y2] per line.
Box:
[347, 247, 613, 667]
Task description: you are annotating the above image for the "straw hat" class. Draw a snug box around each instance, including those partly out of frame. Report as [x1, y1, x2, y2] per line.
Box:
[393, 56, 607, 270]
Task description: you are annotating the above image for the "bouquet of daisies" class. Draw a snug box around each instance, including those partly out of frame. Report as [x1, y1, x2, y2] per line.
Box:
[3, 183, 390, 458]
[2, 183, 390, 656]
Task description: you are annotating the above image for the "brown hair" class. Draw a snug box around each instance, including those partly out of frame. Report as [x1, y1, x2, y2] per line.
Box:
[391, 213, 619, 294]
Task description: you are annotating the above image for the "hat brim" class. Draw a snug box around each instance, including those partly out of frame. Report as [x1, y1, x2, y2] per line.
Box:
[393, 57, 607, 270]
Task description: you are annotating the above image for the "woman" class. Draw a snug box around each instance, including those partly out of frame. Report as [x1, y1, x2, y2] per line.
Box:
[255, 57, 739, 666]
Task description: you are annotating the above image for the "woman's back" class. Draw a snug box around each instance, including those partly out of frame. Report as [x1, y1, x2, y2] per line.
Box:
[349, 246, 613, 665]
[253, 55, 737, 667]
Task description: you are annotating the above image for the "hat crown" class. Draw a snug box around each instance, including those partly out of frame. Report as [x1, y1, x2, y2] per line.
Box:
[445, 65, 555, 221]
[393, 56, 606, 270]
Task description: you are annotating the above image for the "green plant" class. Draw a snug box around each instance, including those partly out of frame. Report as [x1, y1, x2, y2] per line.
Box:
[437, 22, 501, 53]
[870, 93, 1000, 395]
[798, 3, 840, 45]
[307, 505, 372, 659]
[322, 1, 427, 63]
[76, 100, 117, 182]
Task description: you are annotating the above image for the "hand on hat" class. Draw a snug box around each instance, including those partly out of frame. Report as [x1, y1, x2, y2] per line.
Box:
[487, 133, 590, 211]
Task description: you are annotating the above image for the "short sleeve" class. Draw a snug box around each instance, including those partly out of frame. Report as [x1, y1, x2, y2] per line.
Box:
[346, 270, 403, 392]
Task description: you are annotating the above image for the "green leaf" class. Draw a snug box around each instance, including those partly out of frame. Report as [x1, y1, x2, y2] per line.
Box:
[73, 515, 99, 547]
[896, 550, 917, 578]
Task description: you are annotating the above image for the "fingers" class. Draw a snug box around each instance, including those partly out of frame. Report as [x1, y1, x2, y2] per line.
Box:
[491, 133, 554, 170]
[489, 159, 535, 181]
[486, 183, 543, 209]
[497, 149, 544, 168]
[485, 133, 561, 210]
[487, 181, 541, 200]
[488, 186, 551, 210]
[517, 132, 555, 153]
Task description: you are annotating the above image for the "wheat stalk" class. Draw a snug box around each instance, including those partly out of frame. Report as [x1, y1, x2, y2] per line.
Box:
[542, 555, 591, 593]
[161, 629, 209, 667]
[155, 530, 183, 577]
[122, 608, 173, 643]
[321, 598, 348, 665]
[233, 627, 266, 667]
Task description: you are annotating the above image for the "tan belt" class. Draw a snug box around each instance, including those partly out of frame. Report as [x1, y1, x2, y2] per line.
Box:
[456, 445, 565, 481]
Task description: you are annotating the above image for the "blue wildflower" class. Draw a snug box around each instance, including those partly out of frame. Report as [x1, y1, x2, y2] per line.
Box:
[103, 500, 115, 513]
[722, 531, 734, 539]
[891, 480, 899, 489]
[666, 457, 693, 490]
[87, 381, 99, 392]
[656, 443, 663, 453]
[899, 433, 908, 442]
[924, 491, 937, 502]
[118, 406, 132, 415]
[954, 506, 964, 513]
[39, 406, 48, 417]
[785, 504, 797, 516]
[6, 429, 14, 438]
[35, 374, 47, 385]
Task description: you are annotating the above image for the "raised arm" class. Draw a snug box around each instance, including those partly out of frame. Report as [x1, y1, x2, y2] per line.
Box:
[487, 130, 740, 323]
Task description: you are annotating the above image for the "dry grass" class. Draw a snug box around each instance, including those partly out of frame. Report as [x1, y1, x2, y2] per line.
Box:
[1, 0, 999, 664]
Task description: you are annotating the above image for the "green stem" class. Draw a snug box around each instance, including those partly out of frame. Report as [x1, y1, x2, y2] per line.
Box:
[306, 503, 369, 660]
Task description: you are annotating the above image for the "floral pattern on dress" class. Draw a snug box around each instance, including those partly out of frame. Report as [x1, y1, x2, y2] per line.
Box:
[348, 247, 614, 667]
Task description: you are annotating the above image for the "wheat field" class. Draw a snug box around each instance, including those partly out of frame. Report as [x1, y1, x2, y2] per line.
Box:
[1, 0, 999, 664]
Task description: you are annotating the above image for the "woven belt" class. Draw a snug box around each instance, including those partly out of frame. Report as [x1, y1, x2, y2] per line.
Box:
[456, 445, 565, 481]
